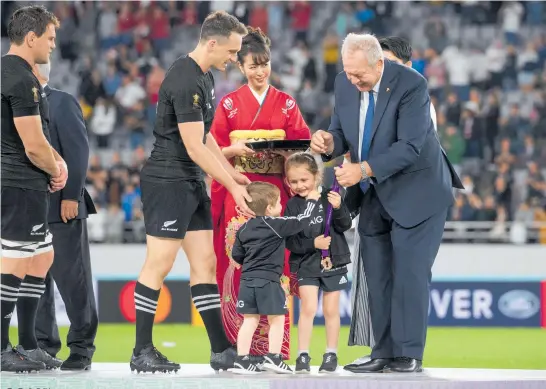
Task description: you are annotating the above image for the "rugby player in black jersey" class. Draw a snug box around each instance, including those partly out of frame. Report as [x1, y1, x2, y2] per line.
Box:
[130, 11, 253, 373]
[1, 5, 67, 372]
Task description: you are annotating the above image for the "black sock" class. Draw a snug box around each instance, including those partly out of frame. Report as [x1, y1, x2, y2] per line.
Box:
[191, 283, 231, 353]
[134, 282, 160, 354]
[1, 274, 22, 350]
[16, 275, 46, 350]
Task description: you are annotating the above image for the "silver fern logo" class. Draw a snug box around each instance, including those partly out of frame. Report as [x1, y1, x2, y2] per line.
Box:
[161, 220, 178, 232]
[30, 224, 45, 235]
[163, 220, 176, 228]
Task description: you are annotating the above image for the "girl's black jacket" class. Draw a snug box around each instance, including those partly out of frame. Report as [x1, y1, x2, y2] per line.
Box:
[284, 190, 352, 278]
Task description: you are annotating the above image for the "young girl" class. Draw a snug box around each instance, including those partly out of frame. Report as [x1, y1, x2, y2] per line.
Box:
[284, 153, 352, 373]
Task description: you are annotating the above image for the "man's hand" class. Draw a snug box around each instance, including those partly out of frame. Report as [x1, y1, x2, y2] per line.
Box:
[233, 172, 251, 185]
[334, 163, 362, 187]
[60, 199, 78, 223]
[327, 191, 342, 209]
[230, 184, 255, 217]
[49, 161, 68, 193]
[310, 130, 334, 155]
[314, 236, 331, 250]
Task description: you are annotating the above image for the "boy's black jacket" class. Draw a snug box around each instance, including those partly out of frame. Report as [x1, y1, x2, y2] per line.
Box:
[232, 200, 317, 283]
[285, 190, 352, 278]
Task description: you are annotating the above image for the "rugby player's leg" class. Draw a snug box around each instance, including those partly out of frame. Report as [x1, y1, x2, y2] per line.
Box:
[183, 229, 236, 372]
[130, 235, 180, 373]
[15, 232, 62, 369]
[1, 244, 46, 372]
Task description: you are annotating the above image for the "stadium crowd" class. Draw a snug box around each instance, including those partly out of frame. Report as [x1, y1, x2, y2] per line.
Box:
[1, 1, 545, 243]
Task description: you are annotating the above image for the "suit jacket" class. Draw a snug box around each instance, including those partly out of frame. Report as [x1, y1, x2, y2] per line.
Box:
[45, 85, 96, 223]
[325, 60, 463, 228]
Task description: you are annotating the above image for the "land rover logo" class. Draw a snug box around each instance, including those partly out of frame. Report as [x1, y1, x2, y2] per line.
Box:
[498, 290, 540, 320]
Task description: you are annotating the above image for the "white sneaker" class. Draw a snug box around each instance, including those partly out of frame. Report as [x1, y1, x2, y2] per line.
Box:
[262, 353, 293, 374]
[228, 355, 262, 375]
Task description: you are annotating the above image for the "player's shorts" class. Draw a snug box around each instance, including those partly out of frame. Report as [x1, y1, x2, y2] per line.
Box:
[141, 179, 212, 239]
[297, 270, 349, 292]
[236, 278, 288, 316]
[1, 186, 53, 258]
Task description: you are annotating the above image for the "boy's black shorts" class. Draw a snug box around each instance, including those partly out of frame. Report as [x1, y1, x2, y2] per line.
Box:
[236, 278, 288, 316]
[297, 269, 349, 292]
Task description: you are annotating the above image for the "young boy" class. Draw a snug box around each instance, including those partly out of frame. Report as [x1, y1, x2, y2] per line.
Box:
[230, 182, 319, 375]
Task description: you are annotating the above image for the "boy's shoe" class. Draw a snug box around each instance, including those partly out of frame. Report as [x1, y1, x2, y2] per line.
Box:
[130, 345, 180, 373]
[319, 352, 338, 373]
[295, 353, 311, 374]
[210, 346, 237, 372]
[1, 344, 45, 372]
[229, 355, 262, 375]
[15, 345, 62, 370]
[262, 353, 293, 374]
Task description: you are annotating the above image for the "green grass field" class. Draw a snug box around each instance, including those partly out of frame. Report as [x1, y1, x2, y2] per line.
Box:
[10, 325, 546, 369]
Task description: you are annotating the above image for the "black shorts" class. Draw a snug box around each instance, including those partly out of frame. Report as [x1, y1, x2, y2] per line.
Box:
[141, 179, 212, 239]
[298, 271, 349, 292]
[1, 187, 53, 258]
[236, 278, 288, 316]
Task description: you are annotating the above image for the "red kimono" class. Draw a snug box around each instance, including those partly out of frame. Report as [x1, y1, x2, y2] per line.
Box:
[210, 85, 310, 359]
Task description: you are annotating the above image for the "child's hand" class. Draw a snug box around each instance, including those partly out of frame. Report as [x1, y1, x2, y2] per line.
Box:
[327, 191, 341, 209]
[306, 190, 320, 201]
[314, 236, 331, 250]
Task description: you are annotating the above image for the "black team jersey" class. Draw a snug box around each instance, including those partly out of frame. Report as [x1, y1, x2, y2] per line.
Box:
[1, 55, 51, 191]
[232, 200, 317, 283]
[140, 55, 216, 183]
[285, 191, 353, 278]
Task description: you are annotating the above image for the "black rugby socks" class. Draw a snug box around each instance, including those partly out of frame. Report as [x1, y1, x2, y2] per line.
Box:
[16, 275, 46, 350]
[1, 274, 22, 350]
[191, 283, 232, 353]
[134, 282, 160, 354]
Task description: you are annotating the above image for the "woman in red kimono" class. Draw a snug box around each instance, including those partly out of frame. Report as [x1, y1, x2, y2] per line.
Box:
[210, 27, 310, 361]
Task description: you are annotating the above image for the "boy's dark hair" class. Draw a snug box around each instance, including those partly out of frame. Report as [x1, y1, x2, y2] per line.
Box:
[245, 182, 280, 216]
[8, 5, 59, 45]
[237, 26, 271, 66]
[379, 36, 412, 64]
[200, 11, 248, 42]
[285, 152, 320, 176]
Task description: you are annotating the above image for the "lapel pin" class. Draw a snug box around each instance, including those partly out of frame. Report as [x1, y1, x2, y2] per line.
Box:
[386, 87, 390, 92]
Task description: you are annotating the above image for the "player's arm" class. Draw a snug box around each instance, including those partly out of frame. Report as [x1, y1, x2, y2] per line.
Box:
[10, 78, 59, 177]
[171, 80, 254, 214]
[205, 133, 240, 178]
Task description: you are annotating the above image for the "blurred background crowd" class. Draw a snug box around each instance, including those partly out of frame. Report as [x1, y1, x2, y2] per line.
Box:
[1, 1, 545, 244]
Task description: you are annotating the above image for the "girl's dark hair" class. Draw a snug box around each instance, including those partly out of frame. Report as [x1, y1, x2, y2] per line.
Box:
[237, 26, 271, 66]
[285, 152, 320, 176]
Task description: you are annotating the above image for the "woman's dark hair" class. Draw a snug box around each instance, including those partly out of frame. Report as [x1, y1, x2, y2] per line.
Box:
[285, 152, 320, 176]
[237, 26, 271, 66]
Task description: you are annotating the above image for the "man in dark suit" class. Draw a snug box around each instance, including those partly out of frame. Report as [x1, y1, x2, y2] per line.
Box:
[311, 33, 463, 373]
[32, 62, 98, 371]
